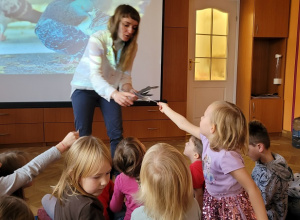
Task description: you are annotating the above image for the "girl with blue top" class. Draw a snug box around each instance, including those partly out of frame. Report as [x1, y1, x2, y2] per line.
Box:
[158, 101, 268, 220]
[71, 4, 140, 160]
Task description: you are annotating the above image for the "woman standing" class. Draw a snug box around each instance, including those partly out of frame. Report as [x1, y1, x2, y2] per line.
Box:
[71, 4, 140, 160]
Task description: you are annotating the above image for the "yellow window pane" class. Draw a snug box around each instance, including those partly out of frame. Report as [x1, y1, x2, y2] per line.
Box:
[212, 9, 228, 35]
[212, 36, 227, 58]
[196, 9, 212, 35]
[211, 59, 226, 80]
[195, 58, 211, 80]
[195, 35, 211, 57]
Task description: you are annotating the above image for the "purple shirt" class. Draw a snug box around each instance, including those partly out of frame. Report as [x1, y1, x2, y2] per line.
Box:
[200, 134, 245, 197]
[109, 173, 140, 220]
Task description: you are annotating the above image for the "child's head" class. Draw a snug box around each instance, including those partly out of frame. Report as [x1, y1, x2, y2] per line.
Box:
[0, 151, 30, 199]
[0, 195, 34, 220]
[113, 137, 146, 180]
[53, 136, 112, 200]
[248, 120, 270, 161]
[184, 135, 203, 161]
[136, 143, 194, 220]
[201, 101, 248, 154]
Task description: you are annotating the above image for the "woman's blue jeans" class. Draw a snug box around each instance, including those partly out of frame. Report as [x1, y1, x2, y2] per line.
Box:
[71, 89, 123, 158]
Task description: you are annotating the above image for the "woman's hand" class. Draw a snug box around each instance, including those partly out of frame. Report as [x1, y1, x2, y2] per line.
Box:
[121, 84, 138, 102]
[129, 88, 138, 101]
[112, 91, 136, 107]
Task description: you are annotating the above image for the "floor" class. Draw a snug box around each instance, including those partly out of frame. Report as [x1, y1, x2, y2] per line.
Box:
[0, 134, 299, 216]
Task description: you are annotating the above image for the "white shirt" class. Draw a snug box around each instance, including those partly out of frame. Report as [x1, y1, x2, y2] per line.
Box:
[71, 30, 136, 101]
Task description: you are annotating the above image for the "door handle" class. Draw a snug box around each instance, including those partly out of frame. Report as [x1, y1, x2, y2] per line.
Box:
[189, 59, 199, 70]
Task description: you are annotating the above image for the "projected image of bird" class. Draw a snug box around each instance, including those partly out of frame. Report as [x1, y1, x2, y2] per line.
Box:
[35, 0, 152, 59]
[35, 0, 111, 59]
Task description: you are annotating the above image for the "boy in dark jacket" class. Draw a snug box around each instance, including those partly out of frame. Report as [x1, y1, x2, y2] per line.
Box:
[248, 120, 293, 220]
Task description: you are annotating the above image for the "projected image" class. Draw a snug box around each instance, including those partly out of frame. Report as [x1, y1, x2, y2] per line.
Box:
[0, 0, 151, 75]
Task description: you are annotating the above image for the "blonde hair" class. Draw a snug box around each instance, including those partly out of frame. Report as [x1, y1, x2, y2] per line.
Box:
[108, 4, 140, 71]
[135, 143, 194, 220]
[209, 101, 248, 154]
[113, 137, 146, 181]
[52, 136, 112, 202]
[0, 195, 34, 220]
[0, 151, 29, 199]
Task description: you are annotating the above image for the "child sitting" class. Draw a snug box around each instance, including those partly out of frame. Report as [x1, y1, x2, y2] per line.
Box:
[184, 135, 205, 209]
[42, 178, 114, 220]
[0, 131, 78, 198]
[131, 143, 201, 220]
[109, 137, 146, 220]
[158, 101, 267, 219]
[248, 120, 293, 220]
[52, 136, 112, 220]
[0, 195, 34, 219]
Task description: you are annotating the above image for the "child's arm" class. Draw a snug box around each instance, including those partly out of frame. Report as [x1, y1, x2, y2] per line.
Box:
[158, 102, 200, 137]
[194, 188, 204, 210]
[109, 176, 125, 212]
[0, 131, 79, 196]
[230, 168, 268, 220]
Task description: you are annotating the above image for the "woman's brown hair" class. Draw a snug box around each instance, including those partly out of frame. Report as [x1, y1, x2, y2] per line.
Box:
[108, 4, 140, 72]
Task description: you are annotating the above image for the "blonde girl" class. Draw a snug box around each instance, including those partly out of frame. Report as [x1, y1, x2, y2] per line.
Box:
[131, 143, 201, 220]
[109, 137, 146, 220]
[158, 101, 268, 220]
[52, 136, 112, 220]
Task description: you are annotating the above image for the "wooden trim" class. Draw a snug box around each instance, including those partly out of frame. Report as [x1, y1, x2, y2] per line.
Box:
[291, 0, 300, 130]
[282, 130, 292, 139]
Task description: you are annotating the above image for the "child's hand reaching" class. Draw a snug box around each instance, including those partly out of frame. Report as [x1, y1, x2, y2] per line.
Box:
[56, 131, 79, 153]
[157, 102, 169, 113]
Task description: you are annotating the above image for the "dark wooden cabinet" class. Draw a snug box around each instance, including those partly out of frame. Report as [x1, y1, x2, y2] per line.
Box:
[44, 103, 185, 143]
[0, 109, 44, 144]
[250, 98, 283, 133]
[254, 0, 290, 37]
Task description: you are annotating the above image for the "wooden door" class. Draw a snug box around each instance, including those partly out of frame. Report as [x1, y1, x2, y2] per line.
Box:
[187, 0, 239, 125]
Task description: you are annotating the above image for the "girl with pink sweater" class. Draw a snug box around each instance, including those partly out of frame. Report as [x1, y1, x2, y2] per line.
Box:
[109, 137, 146, 220]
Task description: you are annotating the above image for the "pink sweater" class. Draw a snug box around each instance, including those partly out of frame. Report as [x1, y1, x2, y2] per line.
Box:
[109, 173, 140, 220]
